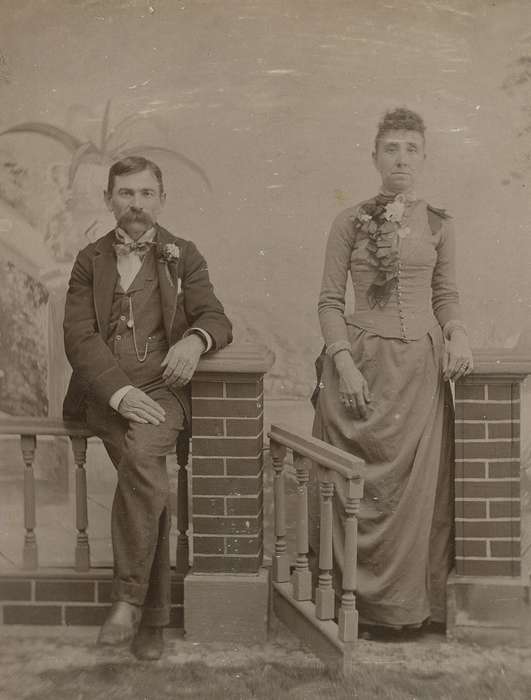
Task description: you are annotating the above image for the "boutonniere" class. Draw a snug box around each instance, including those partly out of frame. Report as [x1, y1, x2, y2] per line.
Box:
[353, 193, 409, 308]
[158, 243, 180, 263]
[157, 243, 180, 288]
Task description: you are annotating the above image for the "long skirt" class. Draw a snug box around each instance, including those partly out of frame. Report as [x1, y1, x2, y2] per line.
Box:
[312, 324, 454, 627]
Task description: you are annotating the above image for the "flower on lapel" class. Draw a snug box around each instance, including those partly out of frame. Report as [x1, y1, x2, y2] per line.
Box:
[157, 243, 180, 288]
[157, 243, 180, 263]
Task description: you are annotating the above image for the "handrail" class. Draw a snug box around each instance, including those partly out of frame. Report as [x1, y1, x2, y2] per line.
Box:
[0, 416, 92, 437]
[268, 424, 364, 480]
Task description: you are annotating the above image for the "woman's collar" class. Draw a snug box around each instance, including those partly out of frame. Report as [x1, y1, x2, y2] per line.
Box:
[379, 189, 417, 203]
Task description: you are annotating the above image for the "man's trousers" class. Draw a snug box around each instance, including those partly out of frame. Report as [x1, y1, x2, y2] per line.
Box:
[86, 386, 184, 627]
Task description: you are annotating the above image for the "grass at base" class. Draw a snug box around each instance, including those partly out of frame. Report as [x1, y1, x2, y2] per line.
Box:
[18, 659, 531, 700]
[1, 625, 530, 700]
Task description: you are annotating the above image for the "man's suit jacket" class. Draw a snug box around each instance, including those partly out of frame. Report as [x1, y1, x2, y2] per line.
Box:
[63, 224, 232, 423]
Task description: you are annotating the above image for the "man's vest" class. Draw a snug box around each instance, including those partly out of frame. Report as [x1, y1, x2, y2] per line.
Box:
[107, 248, 169, 392]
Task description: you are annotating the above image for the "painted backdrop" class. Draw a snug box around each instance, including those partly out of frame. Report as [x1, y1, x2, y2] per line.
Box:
[1, 0, 531, 416]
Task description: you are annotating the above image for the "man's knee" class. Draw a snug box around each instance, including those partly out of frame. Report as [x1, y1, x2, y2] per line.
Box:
[124, 421, 180, 460]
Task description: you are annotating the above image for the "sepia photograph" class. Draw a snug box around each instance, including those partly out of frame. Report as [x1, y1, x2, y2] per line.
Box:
[0, 1, 530, 698]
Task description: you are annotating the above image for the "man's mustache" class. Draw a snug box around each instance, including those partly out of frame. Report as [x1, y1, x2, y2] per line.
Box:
[118, 209, 153, 226]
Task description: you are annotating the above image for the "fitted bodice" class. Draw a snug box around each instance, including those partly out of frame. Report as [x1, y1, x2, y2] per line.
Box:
[318, 198, 461, 350]
[347, 201, 438, 340]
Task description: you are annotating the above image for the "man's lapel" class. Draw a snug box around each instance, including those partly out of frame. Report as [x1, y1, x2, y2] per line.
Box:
[156, 225, 182, 341]
[92, 232, 118, 338]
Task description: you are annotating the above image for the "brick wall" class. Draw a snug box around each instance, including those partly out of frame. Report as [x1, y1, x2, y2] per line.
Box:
[0, 571, 183, 627]
[454, 354, 529, 578]
[191, 372, 264, 574]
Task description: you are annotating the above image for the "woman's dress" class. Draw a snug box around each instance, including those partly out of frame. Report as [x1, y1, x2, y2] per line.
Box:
[313, 196, 461, 627]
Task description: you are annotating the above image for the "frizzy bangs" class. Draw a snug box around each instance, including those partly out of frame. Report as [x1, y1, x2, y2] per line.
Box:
[374, 108, 426, 150]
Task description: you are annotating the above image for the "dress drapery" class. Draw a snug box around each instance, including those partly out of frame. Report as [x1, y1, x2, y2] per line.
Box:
[312, 197, 461, 627]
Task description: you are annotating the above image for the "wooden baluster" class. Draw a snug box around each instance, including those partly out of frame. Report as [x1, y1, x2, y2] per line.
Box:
[315, 478, 335, 620]
[292, 453, 312, 601]
[270, 439, 289, 583]
[71, 436, 90, 571]
[20, 434, 38, 570]
[338, 477, 362, 643]
[176, 460, 190, 574]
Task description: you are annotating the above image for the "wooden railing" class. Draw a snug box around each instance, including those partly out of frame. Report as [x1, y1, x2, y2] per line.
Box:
[0, 416, 190, 574]
[268, 423, 365, 675]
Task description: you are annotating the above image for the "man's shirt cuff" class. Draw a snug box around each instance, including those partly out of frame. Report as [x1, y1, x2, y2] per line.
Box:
[109, 385, 134, 411]
[183, 328, 213, 353]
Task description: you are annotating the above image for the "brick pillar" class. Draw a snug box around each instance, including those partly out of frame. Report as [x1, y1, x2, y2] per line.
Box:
[184, 344, 274, 643]
[448, 349, 531, 645]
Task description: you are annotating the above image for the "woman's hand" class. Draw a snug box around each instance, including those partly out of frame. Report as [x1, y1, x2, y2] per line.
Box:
[334, 350, 371, 419]
[443, 330, 473, 382]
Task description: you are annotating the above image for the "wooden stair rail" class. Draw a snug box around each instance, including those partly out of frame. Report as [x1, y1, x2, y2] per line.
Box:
[268, 423, 365, 676]
[0, 416, 190, 574]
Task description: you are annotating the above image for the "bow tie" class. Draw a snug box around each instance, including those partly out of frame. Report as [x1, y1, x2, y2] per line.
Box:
[113, 240, 154, 257]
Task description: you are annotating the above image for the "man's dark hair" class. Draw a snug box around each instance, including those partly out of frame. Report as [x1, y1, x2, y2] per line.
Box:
[107, 156, 164, 195]
[374, 108, 426, 151]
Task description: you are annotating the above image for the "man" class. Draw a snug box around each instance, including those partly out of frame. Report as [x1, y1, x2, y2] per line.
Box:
[63, 156, 232, 660]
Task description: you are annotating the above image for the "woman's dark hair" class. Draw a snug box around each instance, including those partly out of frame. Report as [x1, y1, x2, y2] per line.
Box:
[107, 156, 164, 195]
[374, 108, 426, 151]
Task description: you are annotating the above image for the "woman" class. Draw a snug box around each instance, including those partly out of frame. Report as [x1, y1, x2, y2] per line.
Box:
[312, 108, 473, 632]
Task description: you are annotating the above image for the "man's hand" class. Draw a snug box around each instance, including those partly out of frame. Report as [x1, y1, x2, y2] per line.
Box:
[161, 335, 204, 387]
[117, 387, 166, 425]
[334, 350, 371, 420]
[443, 330, 473, 382]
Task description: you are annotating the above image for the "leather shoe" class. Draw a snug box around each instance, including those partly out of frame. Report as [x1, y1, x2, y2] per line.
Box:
[131, 626, 164, 661]
[98, 601, 142, 646]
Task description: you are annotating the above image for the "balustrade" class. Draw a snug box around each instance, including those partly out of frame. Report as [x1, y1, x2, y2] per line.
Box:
[292, 454, 312, 601]
[270, 441, 289, 583]
[0, 417, 190, 575]
[268, 423, 365, 674]
[71, 436, 90, 572]
[20, 434, 38, 570]
[315, 479, 334, 620]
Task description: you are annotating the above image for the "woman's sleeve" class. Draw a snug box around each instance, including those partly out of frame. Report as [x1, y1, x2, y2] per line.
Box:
[318, 210, 356, 356]
[431, 217, 463, 332]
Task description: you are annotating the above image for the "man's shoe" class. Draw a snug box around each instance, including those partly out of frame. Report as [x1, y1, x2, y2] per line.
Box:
[97, 601, 142, 646]
[131, 626, 164, 661]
